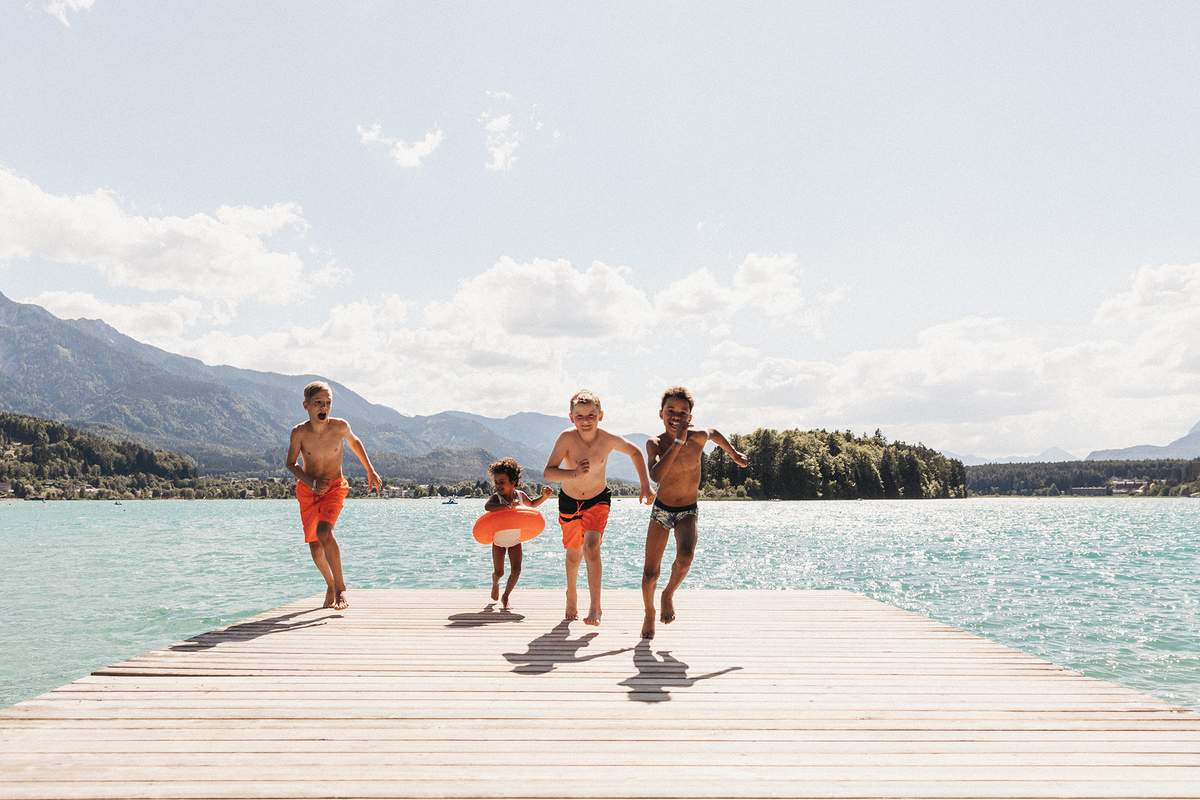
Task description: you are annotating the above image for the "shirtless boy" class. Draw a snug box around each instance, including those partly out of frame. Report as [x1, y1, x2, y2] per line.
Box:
[484, 457, 554, 610]
[286, 381, 383, 610]
[544, 390, 654, 625]
[641, 386, 748, 639]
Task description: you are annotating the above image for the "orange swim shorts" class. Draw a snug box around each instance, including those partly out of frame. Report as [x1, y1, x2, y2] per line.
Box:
[296, 477, 350, 543]
[558, 488, 612, 550]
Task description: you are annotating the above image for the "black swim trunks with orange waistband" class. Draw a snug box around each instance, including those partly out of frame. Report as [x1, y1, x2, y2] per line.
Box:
[558, 487, 612, 549]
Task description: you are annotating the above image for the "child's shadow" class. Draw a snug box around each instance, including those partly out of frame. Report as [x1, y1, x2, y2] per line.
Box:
[170, 609, 339, 651]
[618, 639, 742, 703]
[503, 620, 631, 675]
[445, 603, 525, 628]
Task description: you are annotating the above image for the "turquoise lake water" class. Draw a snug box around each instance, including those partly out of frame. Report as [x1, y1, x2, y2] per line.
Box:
[1, 497, 1197, 710]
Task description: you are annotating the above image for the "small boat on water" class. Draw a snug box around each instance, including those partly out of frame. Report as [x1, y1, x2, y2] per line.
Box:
[442, 498, 458, 505]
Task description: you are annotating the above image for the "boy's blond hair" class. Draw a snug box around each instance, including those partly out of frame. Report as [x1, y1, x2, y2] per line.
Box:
[569, 389, 601, 411]
[660, 385, 694, 410]
[303, 380, 332, 402]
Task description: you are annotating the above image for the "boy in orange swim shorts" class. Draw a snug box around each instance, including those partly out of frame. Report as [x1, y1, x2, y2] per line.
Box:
[544, 390, 653, 625]
[286, 381, 383, 610]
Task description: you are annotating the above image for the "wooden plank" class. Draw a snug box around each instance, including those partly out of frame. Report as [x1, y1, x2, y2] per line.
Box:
[1, 588, 1196, 800]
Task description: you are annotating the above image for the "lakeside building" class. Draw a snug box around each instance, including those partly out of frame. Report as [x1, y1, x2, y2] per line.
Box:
[1068, 486, 1109, 496]
[1108, 478, 1147, 495]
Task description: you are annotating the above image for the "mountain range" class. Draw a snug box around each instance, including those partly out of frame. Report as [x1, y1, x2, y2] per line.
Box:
[1086, 420, 1200, 461]
[0, 292, 646, 482]
[947, 447, 1079, 467]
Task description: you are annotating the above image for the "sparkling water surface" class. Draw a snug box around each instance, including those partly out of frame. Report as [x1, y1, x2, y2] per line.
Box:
[2, 497, 1197, 710]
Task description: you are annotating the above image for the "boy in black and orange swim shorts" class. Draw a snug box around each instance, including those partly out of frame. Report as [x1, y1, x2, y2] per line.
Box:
[544, 390, 654, 625]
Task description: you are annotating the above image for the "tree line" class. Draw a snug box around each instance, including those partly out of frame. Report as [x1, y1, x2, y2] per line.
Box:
[966, 459, 1200, 496]
[701, 428, 967, 500]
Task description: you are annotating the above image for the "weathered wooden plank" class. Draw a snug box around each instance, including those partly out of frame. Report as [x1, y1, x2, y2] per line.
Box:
[1, 588, 1196, 800]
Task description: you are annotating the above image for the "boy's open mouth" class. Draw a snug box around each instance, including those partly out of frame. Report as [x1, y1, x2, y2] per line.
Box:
[318, 413, 327, 420]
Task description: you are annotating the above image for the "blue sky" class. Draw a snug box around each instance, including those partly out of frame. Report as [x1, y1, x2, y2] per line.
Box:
[2, 1, 1199, 456]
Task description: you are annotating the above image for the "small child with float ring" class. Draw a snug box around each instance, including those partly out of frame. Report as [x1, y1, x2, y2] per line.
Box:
[484, 457, 553, 610]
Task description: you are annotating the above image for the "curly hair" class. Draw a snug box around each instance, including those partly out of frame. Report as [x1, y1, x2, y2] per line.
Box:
[488, 457, 521, 483]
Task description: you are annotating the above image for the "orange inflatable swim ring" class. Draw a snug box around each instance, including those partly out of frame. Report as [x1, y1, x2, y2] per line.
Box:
[473, 506, 545, 547]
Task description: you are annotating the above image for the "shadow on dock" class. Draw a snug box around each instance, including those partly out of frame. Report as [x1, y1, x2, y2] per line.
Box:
[170, 610, 339, 651]
[619, 639, 742, 703]
[445, 603, 525, 628]
[503, 620, 631, 675]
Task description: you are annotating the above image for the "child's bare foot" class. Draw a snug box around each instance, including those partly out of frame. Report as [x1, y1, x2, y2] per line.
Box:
[501, 592, 512, 611]
[333, 590, 349, 611]
[660, 592, 676, 624]
[323, 586, 336, 608]
[565, 590, 578, 620]
[584, 608, 602, 626]
[490, 579, 500, 601]
[641, 610, 656, 639]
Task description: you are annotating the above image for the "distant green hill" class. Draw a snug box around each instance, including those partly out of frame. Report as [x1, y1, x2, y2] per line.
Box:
[701, 428, 966, 500]
[0, 411, 198, 498]
[966, 459, 1200, 495]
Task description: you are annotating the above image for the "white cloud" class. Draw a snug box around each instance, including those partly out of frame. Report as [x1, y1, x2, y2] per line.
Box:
[0, 166, 319, 311]
[357, 123, 444, 168]
[656, 253, 845, 335]
[24, 290, 207, 340]
[480, 113, 519, 171]
[425, 257, 653, 339]
[45, 0, 94, 27]
[685, 262, 1200, 456]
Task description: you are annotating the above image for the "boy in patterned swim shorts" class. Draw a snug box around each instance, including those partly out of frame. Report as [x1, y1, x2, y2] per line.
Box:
[640, 386, 748, 639]
[544, 390, 654, 625]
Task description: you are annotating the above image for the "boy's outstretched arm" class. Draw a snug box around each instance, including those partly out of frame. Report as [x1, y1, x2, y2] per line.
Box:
[285, 428, 315, 489]
[342, 420, 383, 494]
[707, 428, 749, 467]
[528, 486, 554, 508]
[614, 435, 654, 504]
[543, 433, 579, 482]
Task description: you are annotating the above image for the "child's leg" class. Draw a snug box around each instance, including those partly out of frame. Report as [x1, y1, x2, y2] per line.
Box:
[582, 530, 603, 625]
[501, 543, 522, 608]
[660, 516, 697, 624]
[491, 544, 505, 601]
[316, 522, 349, 610]
[564, 547, 582, 620]
[640, 521, 671, 638]
[308, 541, 336, 608]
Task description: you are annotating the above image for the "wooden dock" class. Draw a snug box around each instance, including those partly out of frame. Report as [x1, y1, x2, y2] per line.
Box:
[2, 589, 1198, 798]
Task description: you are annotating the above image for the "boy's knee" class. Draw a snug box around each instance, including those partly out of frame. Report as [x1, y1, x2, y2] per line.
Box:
[492, 568, 505, 580]
[642, 565, 660, 583]
[565, 548, 583, 564]
[583, 537, 601, 557]
[676, 549, 695, 567]
[510, 566, 522, 579]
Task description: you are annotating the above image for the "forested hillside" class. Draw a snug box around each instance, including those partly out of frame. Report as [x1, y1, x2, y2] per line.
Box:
[966, 459, 1200, 495]
[701, 428, 966, 500]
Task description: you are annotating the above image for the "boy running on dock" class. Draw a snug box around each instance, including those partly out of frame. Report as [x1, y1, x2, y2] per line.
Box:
[641, 386, 748, 639]
[484, 457, 554, 610]
[286, 380, 382, 610]
[544, 390, 654, 625]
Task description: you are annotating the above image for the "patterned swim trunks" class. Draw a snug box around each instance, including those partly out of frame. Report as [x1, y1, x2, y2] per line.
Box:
[649, 499, 699, 530]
